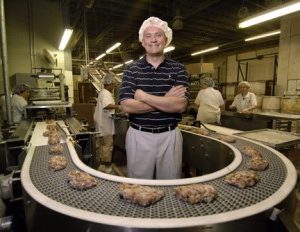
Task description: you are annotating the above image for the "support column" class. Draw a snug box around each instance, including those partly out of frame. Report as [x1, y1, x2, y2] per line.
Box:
[277, 14, 300, 95]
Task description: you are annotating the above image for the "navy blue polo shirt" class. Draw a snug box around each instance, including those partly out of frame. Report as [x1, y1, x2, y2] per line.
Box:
[118, 56, 189, 127]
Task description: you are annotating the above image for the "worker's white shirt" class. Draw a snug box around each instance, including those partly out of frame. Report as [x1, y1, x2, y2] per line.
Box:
[230, 92, 257, 112]
[11, 94, 28, 123]
[195, 87, 224, 124]
[93, 89, 115, 136]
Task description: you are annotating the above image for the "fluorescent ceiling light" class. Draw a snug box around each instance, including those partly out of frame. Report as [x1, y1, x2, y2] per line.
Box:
[95, 53, 106, 60]
[191, 46, 219, 56]
[164, 46, 175, 53]
[245, 30, 281, 42]
[112, 63, 124, 70]
[125, 59, 133, 64]
[106, 42, 121, 53]
[239, 0, 300, 28]
[59, 28, 73, 50]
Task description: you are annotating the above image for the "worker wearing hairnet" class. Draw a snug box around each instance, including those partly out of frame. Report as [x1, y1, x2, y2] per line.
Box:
[229, 81, 257, 113]
[119, 17, 189, 179]
[194, 76, 224, 124]
[11, 84, 31, 123]
[93, 74, 120, 173]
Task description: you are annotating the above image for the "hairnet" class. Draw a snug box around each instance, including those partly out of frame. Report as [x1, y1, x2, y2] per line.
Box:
[138, 17, 173, 47]
[200, 77, 215, 88]
[13, 84, 31, 94]
[238, 81, 250, 88]
[103, 73, 115, 85]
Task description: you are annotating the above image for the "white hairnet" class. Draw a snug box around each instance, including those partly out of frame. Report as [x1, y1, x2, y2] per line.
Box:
[103, 74, 115, 85]
[238, 81, 250, 88]
[200, 76, 215, 88]
[13, 84, 31, 94]
[138, 17, 173, 47]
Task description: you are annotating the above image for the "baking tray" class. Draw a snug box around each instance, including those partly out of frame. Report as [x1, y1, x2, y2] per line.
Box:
[234, 129, 300, 149]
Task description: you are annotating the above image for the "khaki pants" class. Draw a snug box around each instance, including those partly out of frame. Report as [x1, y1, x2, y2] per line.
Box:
[96, 135, 113, 163]
[126, 127, 182, 179]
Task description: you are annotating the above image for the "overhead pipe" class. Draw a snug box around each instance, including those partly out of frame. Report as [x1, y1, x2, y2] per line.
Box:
[0, 0, 12, 125]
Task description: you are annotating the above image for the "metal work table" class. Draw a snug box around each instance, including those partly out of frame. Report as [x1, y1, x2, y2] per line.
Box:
[221, 111, 300, 132]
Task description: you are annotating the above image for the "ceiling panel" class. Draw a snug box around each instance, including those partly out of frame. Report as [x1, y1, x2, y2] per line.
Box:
[69, 0, 288, 70]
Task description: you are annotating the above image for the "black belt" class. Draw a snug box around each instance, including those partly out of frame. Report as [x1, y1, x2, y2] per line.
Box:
[130, 124, 177, 133]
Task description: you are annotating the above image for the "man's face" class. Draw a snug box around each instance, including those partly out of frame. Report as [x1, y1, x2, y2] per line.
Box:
[21, 90, 30, 101]
[142, 26, 167, 56]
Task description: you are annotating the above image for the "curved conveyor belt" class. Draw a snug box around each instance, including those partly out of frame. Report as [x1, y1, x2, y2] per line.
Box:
[21, 122, 297, 229]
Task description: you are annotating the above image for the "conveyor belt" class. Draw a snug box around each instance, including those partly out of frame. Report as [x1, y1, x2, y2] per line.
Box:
[21, 122, 297, 229]
[29, 141, 286, 218]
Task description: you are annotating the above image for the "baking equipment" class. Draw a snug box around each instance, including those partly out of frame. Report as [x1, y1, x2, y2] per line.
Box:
[21, 122, 297, 231]
[1, 121, 33, 173]
[221, 111, 270, 131]
[262, 96, 281, 112]
[234, 129, 300, 149]
[255, 94, 264, 109]
[249, 81, 266, 95]
[281, 97, 300, 114]
[25, 102, 73, 120]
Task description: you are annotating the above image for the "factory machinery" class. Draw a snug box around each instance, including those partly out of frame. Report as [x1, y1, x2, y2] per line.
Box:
[0, 117, 96, 231]
[18, 120, 297, 232]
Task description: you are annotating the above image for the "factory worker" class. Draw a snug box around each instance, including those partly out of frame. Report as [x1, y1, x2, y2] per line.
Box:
[11, 84, 31, 123]
[229, 81, 257, 113]
[194, 76, 224, 124]
[93, 73, 120, 174]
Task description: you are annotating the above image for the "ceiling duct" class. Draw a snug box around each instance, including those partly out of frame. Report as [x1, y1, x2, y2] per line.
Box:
[42, 49, 56, 66]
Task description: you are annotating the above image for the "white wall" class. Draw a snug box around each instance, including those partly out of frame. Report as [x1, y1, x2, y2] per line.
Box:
[186, 46, 279, 100]
[0, 0, 73, 102]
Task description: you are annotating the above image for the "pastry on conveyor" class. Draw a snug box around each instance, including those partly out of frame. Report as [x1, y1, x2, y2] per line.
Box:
[43, 130, 51, 137]
[247, 157, 269, 171]
[216, 134, 236, 143]
[190, 127, 209, 135]
[48, 144, 64, 155]
[46, 119, 56, 124]
[119, 183, 165, 207]
[46, 124, 58, 131]
[43, 130, 57, 137]
[48, 155, 67, 171]
[225, 171, 259, 189]
[242, 145, 262, 158]
[48, 133, 60, 145]
[67, 170, 97, 190]
[174, 184, 217, 204]
[43, 123, 58, 137]
[178, 125, 209, 135]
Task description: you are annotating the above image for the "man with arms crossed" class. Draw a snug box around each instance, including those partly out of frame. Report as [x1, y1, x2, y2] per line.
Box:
[119, 17, 189, 179]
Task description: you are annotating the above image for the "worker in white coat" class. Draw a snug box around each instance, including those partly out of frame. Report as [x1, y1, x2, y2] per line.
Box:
[194, 77, 224, 124]
[229, 81, 257, 113]
[93, 74, 120, 173]
[11, 84, 31, 123]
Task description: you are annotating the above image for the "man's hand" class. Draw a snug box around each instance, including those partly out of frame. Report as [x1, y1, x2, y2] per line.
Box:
[134, 89, 146, 101]
[165, 85, 186, 97]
